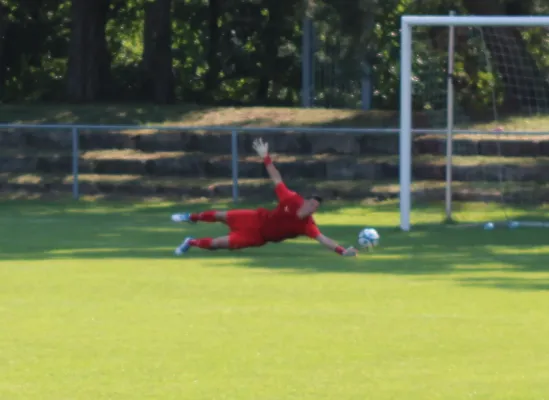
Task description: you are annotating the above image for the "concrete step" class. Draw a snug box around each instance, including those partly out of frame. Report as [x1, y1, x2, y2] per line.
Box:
[0, 150, 547, 182]
[0, 173, 388, 200]
[1, 173, 548, 203]
[1, 129, 548, 157]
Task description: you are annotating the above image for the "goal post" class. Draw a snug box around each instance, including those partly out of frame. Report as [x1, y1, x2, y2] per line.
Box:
[399, 15, 549, 231]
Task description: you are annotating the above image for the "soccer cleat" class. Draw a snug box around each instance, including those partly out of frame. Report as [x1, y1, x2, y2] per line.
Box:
[175, 237, 194, 256]
[171, 212, 194, 223]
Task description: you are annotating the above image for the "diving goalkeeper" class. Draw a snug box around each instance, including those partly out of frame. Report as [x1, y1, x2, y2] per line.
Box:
[171, 138, 357, 257]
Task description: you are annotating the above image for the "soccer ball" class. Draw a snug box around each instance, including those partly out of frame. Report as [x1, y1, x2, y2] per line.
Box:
[358, 228, 379, 249]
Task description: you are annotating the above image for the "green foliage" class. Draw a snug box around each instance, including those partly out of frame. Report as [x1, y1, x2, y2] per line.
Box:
[1, 0, 548, 108]
[1, 0, 70, 101]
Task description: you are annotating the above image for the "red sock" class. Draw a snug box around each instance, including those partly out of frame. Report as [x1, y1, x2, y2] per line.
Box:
[190, 211, 217, 222]
[189, 238, 213, 249]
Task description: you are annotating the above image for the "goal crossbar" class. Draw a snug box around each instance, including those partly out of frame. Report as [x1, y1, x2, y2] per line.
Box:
[402, 15, 549, 27]
[399, 15, 549, 231]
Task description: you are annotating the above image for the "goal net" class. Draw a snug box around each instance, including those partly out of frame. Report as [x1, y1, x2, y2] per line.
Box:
[400, 15, 549, 231]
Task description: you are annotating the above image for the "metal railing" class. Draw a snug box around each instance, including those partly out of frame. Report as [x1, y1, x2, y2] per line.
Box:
[1, 123, 545, 203]
[0, 124, 400, 202]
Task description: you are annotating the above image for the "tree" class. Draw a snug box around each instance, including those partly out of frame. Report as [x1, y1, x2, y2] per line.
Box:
[0, 2, 8, 99]
[305, 0, 379, 108]
[253, 0, 301, 103]
[204, 0, 221, 95]
[66, 0, 111, 101]
[461, 0, 549, 112]
[142, 0, 174, 104]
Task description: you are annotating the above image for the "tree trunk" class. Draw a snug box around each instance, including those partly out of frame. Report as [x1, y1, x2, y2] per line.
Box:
[204, 0, 221, 95]
[462, 0, 549, 113]
[0, 3, 7, 100]
[142, 0, 174, 104]
[66, 0, 111, 102]
[255, 77, 269, 103]
[255, 0, 283, 104]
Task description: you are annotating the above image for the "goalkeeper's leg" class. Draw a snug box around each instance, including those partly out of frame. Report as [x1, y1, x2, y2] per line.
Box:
[175, 236, 229, 255]
[172, 209, 262, 224]
[173, 209, 264, 255]
[174, 233, 265, 255]
[171, 210, 228, 224]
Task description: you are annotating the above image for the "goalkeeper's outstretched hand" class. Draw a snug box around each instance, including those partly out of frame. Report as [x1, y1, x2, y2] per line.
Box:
[253, 138, 269, 158]
[342, 246, 358, 257]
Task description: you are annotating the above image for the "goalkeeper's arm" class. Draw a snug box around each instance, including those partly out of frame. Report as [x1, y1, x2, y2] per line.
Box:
[253, 138, 283, 185]
[263, 155, 283, 185]
[316, 233, 358, 257]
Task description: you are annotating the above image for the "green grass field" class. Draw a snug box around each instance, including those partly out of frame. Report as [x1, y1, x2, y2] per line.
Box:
[1, 200, 549, 399]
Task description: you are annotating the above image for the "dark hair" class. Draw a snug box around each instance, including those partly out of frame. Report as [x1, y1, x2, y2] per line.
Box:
[308, 195, 323, 204]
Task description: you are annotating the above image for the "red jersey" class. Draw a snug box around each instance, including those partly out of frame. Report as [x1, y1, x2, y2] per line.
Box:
[258, 183, 320, 242]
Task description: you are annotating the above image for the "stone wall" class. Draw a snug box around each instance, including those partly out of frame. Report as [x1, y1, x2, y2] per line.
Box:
[0, 129, 548, 201]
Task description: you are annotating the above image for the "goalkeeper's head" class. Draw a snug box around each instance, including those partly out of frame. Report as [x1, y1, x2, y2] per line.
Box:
[301, 194, 323, 217]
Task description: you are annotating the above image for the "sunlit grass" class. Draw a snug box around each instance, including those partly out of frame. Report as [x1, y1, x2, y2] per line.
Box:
[468, 114, 549, 132]
[0, 104, 394, 127]
[0, 200, 549, 399]
[2, 104, 549, 135]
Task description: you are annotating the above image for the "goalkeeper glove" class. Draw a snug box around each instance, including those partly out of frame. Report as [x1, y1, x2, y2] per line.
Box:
[336, 246, 357, 256]
[252, 138, 269, 158]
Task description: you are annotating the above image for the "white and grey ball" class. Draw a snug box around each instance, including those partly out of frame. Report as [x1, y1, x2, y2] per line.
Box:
[358, 228, 380, 249]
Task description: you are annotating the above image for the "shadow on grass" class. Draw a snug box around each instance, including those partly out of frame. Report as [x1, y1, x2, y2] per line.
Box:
[1, 199, 548, 292]
[1, 104, 209, 125]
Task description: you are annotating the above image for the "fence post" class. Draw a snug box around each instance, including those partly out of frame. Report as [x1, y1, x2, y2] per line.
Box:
[231, 130, 239, 203]
[71, 127, 79, 200]
[301, 13, 313, 107]
[361, 62, 372, 110]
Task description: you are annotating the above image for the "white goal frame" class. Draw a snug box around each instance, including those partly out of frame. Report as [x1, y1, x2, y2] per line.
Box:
[399, 15, 549, 231]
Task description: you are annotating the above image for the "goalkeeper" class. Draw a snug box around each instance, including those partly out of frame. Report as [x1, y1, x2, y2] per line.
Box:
[171, 138, 357, 257]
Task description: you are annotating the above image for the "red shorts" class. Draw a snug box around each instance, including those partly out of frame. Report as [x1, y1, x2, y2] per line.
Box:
[226, 210, 266, 249]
